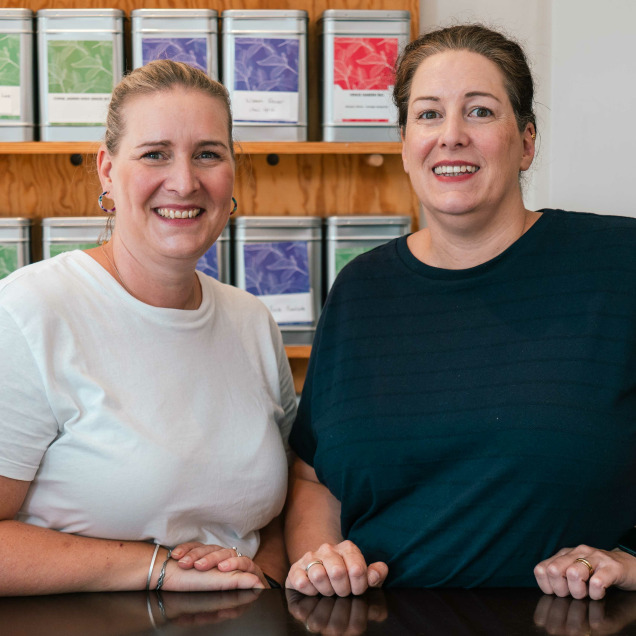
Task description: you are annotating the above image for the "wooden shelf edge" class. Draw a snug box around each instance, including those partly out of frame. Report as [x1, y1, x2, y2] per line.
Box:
[285, 345, 312, 358]
[0, 141, 403, 156]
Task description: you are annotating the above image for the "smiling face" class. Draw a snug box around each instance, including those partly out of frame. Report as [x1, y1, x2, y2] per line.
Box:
[97, 86, 235, 269]
[401, 50, 535, 227]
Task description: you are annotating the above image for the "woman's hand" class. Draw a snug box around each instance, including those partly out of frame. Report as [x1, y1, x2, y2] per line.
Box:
[534, 545, 636, 600]
[285, 540, 388, 597]
[170, 542, 269, 588]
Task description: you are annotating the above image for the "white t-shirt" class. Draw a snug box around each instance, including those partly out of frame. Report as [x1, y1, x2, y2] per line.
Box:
[0, 251, 296, 556]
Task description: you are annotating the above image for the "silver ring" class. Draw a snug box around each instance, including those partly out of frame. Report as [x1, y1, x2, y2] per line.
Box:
[304, 559, 323, 574]
[232, 546, 243, 558]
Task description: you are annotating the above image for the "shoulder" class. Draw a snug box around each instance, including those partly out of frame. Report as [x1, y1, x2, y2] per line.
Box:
[200, 274, 275, 321]
[329, 238, 403, 296]
[541, 208, 636, 237]
[0, 251, 84, 308]
[539, 209, 636, 265]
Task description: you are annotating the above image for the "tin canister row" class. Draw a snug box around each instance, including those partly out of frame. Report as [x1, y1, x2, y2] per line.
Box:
[0, 215, 410, 344]
[0, 8, 409, 143]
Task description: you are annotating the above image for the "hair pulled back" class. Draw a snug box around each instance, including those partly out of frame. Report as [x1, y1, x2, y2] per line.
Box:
[105, 59, 233, 157]
[393, 24, 536, 136]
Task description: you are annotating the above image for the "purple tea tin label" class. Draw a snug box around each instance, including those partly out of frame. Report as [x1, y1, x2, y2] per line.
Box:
[142, 38, 207, 73]
[232, 37, 300, 123]
[196, 242, 219, 279]
[243, 240, 313, 324]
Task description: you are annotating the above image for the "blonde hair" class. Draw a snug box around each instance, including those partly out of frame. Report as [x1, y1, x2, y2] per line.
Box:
[105, 59, 233, 157]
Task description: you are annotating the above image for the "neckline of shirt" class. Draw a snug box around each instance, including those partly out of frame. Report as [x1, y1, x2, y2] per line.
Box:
[397, 209, 555, 281]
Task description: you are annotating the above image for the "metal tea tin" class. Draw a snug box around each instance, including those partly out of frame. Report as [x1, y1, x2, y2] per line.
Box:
[222, 10, 308, 142]
[131, 9, 219, 79]
[319, 10, 410, 142]
[42, 216, 108, 259]
[234, 216, 322, 345]
[0, 9, 34, 141]
[0, 218, 32, 278]
[325, 215, 411, 290]
[37, 9, 124, 141]
[196, 224, 231, 284]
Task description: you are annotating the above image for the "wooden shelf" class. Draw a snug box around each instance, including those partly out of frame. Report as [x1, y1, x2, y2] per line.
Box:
[0, 141, 403, 156]
[284, 345, 312, 359]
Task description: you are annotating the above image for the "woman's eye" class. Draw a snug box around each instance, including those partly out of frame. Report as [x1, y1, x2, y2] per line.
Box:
[198, 151, 220, 160]
[469, 107, 493, 118]
[142, 151, 164, 160]
[418, 110, 440, 120]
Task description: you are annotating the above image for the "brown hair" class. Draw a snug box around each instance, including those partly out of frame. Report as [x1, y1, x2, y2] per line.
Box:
[105, 59, 233, 157]
[393, 24, 536, 135]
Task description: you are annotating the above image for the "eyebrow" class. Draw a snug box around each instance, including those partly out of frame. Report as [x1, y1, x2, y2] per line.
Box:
[413, 91, 502, 103]
[134, 140, 229, 150]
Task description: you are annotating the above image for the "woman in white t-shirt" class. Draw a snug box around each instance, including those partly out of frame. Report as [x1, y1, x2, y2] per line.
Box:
[0, 60, 296, 595]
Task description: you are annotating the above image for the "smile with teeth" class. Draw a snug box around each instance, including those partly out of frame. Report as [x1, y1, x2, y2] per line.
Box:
[433, 165, 479, 175]
[155, 207, 202, 219]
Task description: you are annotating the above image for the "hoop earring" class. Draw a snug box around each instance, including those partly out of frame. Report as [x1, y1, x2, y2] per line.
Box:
[98, 191, 116, 213]
[231, 196, 238, 215]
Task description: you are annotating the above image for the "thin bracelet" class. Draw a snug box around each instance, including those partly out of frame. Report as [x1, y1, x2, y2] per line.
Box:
[155, 548, 173, 591]
[146, 544, 161, 591]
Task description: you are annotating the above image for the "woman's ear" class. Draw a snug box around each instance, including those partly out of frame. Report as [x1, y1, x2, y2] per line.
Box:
[520, 123, 536, 172]
[96, 145, 114, 191]
[401, 127, 410, 175]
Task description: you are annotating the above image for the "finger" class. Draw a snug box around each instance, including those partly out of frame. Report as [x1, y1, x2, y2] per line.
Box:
[171, 542, 204, 561]
[216, 571, 265, 591]
[183, 547, 234, 570]
[367, 562, 389, 589]
[286, 563, 321, 596]
[217, 556, 258, 574]
[565, 561, 594, 600]
[339, 550, 368, 596]
[307, 558, 339, 597]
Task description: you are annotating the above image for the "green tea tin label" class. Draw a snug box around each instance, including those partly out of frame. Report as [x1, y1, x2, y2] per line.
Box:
[47, 40, 113, 124]
[0, 34, 21, 119]
[0, 244, 19, 278]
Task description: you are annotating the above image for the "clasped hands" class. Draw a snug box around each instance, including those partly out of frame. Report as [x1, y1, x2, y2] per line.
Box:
[156, 542, 269, 591]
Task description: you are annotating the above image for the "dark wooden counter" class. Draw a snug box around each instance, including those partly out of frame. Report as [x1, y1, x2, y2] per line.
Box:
[1, 588, 635, 635]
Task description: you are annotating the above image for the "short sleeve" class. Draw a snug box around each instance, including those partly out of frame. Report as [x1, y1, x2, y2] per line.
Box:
[0, 305, 58, 480]
[269, 315, 297, 464]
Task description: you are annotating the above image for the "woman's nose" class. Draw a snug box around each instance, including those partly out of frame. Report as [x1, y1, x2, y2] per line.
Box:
[165, 158, 199, 195]
[438, 114, 469, 148]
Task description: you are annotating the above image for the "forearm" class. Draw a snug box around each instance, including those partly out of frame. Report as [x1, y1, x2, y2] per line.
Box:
[0, 520, 163, 596]
[253, 515, 288, 585]
[284, 474, 342, 564]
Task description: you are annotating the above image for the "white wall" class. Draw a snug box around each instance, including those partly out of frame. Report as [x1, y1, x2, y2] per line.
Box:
[418, 0, 636, 218]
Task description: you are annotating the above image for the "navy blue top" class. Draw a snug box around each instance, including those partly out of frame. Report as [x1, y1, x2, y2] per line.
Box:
[290, 209, 636, 587]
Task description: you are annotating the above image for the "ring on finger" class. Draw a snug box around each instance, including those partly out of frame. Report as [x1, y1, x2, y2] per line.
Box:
[575, 557, 594, 577]
[232, 546, 243, 558]
[304, 560, 324, 574]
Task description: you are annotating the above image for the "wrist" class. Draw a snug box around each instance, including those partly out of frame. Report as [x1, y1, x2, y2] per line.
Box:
[146, 546, 171, 590]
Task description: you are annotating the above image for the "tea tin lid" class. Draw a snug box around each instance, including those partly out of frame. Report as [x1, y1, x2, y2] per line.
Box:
[37, 9, 125, 18]
[0, 217, 32, 227]
[320, 9, 410, 21]
[222, 10, 308, 20]
[131, 9, 218, 18]
[326, 215, 411, 226]
[41, 216, 109, 227]
[0, 9, 34, 19]
[235, 216, 322, 228]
